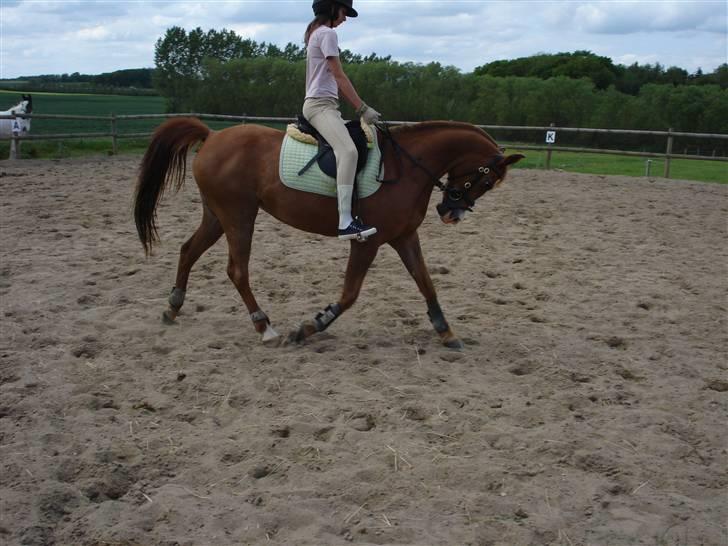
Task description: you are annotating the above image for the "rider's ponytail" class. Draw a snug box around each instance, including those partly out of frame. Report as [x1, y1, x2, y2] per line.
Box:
[304, 14, 331, 45]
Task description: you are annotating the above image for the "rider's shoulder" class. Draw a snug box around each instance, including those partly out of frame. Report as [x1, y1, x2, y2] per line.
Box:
[313, 26, 337, 38]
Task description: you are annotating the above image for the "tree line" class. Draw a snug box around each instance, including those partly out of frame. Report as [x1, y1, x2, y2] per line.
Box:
[3, 69, 157, 96]
[474, 51, 727, 94]
[151, 27, 726, 153]
[6, 26, 724, 152]
[152, 26, 391, 110]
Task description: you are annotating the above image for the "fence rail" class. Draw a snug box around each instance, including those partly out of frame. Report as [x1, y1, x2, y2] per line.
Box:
[2, 113, 727, 177]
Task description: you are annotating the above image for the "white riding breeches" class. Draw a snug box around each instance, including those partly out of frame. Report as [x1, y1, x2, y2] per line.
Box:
[302, 97, 358, 189]
[303, 97, 359, 229]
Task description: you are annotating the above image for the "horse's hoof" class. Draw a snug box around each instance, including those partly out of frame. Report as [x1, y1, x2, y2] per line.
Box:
[443, 338, 464, 350]
[261, 325, 280, 346]
[162, 309, 178, 325]
[285, 321, 316, 345]
[285, 329, 304, 345]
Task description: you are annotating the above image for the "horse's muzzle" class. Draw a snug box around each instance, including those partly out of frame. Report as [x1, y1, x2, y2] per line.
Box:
[439, 209, 465, 224]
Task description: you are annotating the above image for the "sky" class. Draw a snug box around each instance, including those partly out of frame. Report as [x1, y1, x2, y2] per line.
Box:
[0, 0, 726, 79]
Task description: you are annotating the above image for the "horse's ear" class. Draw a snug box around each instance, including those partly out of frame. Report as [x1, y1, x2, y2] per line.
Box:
[499, 153, 525, 167]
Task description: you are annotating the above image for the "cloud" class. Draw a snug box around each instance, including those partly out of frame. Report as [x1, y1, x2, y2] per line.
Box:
[229, 23, 270, 39]
[573, 1, 725, 34]
[13, 0, 127, 21]
[388, 12, 480, 36]
[0, 0, 725, 78]
[73, 25, 112, 41]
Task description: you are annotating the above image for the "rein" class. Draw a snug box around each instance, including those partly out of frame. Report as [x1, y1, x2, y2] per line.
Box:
[377, 122, 441, 187]
[376, 122, 504, 212]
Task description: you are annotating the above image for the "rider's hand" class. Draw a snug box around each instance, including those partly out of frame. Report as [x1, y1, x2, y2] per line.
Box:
[357, 102, 381, 125]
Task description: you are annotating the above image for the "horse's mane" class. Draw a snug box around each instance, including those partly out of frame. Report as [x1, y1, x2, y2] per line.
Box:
[390, 121, 499, 148]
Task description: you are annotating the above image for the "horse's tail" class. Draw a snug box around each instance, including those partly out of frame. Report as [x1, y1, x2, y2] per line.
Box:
[134, 117, 210, 255]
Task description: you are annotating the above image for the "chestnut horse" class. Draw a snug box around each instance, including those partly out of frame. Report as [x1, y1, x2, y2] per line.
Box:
[134, 118, 523, 348]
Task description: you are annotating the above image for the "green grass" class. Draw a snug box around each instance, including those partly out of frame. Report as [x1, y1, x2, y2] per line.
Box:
[0, 89, 287, 159]
[1, 88, 166, 157]
[503, 146, 727, 184]
[1, 89, 166, 135]
[2, 90, 725, 183]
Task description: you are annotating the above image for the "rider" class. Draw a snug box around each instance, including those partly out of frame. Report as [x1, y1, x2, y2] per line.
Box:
[303, 0, 381, 241]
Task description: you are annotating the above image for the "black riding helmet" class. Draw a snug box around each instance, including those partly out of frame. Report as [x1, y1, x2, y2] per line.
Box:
[313, 0, 358, 18]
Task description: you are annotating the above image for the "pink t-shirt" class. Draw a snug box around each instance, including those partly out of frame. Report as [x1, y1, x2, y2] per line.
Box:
[305, 26, 339, 99]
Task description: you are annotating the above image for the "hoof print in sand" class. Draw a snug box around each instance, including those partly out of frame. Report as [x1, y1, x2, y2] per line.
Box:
[271, 426, 290, 438]
[402, 406, 427, 421]
[348, 414, 375, 431]
[71, 343, 100, 359]
[248, 465, 274, 479]
[314, 426, 336, 440]
[509, 362, 536, 376]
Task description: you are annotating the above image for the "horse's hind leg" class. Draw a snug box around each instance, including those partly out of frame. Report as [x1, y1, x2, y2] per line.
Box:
[224, 212, 280, 345]
[163, 202, 223, 323]
[390, 231, 463, 349]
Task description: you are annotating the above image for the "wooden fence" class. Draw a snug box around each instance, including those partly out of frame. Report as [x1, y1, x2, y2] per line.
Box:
[1, 112, 727, 178]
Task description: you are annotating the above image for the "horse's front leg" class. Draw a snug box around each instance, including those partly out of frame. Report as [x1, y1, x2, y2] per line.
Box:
[288, 241, 379, 344]
[390, 231, 463, 349]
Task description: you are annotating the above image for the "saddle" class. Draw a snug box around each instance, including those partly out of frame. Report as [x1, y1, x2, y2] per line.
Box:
[293, 116, 370, 179]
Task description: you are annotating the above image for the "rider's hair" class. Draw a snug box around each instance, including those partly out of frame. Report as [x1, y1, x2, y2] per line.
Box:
[304, 2, 342, 45]
[305, 14, 329, 45]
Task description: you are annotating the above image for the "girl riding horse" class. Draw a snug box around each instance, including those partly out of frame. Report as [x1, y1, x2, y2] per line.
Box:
[303, 0, 381, 241]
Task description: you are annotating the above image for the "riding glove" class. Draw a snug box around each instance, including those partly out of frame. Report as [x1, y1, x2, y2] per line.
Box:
[357, 102, 381, 125]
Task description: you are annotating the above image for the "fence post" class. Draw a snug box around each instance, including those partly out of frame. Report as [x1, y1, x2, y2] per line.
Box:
[545, 122, 555, 170]
[8, 110, 19, 159]
[9, 135, 18, 160]
[111, 114, 118, 155]
[664, 127, 673, 178]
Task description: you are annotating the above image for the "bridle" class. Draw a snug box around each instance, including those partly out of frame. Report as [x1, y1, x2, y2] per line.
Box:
[437, 161, 505, 213]
[376, 122, 505, 215]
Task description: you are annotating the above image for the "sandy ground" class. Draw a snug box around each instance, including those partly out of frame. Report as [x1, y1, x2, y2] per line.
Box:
[0, 154, 726, 546]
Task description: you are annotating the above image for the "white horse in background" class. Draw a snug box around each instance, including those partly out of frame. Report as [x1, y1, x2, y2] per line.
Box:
[0, 94, 32, 138]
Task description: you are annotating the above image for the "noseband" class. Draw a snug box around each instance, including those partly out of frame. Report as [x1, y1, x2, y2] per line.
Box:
[436, 158, 505, 215]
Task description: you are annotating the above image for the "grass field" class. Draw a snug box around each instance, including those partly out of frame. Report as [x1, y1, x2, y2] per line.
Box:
[1, 89, 166, 134]
[0, 89, 284, 158]
[507, 147, 727, 184]
[1, 90, 725, 183]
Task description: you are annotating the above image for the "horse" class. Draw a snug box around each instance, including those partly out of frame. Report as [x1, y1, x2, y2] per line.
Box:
[0, 94, 32, 138]
[134, 118, 523, 349]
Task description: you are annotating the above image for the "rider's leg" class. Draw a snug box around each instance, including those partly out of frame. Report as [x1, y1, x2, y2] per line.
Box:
[303, 98, 376, 239]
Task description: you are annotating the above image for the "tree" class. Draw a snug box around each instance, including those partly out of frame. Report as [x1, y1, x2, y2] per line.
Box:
[661, 66, 689, 86]
[153, 26, 252, 110]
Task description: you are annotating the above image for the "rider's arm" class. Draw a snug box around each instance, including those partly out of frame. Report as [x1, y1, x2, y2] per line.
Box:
[326, 56, 364, 111]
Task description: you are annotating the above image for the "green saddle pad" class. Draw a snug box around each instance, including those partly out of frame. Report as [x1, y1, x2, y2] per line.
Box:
[279, 129, 383, 199]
